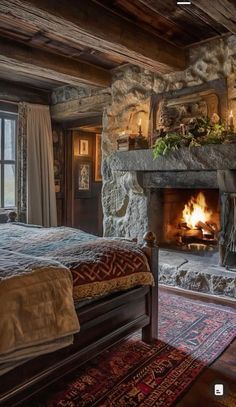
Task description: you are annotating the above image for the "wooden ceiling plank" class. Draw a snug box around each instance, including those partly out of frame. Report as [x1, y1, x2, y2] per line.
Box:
[0, 37, 111, 87]
[139, 0, 228, 39]
[191, 0, 236, 34]
[113, 0, 199, 46]
[0, 0, 187, 73]
[180, 4, 228, 36]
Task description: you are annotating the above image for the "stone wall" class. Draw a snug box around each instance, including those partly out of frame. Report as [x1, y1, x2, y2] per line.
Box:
[102, 35, 236, 240]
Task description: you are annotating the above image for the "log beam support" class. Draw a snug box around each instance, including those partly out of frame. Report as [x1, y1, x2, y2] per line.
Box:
[0, 0, 187, 73]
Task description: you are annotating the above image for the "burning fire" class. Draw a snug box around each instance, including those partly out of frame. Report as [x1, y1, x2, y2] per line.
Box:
[182, 192, 212, 229]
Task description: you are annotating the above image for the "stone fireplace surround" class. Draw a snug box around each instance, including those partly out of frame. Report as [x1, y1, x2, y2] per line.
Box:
[108, 145, 236, 298]
[100, 36, 236, 299]
[50, 35, 236, 298]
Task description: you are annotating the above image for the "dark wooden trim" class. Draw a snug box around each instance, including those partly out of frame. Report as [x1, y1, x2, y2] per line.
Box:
[0, 102, 18, 114]
[142, 232, 158, 342]
[62, 114, 103, 130]
[64, 130, 74, 227]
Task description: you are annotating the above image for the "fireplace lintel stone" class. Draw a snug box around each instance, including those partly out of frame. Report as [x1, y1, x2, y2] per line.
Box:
[111, 144, 236, 172]
[143, 171, 218, 189]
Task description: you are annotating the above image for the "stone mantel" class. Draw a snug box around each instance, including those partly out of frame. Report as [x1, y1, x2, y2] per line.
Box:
[111, 144, 236, 172]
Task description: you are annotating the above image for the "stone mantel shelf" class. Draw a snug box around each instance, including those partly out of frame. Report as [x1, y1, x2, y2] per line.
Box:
[111, 144, 236, 172]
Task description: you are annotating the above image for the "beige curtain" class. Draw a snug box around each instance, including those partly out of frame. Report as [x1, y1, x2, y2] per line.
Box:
[26, 104, 57, 227]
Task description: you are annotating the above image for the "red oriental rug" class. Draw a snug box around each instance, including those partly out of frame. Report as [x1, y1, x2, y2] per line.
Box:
[40, 291, 236, 407]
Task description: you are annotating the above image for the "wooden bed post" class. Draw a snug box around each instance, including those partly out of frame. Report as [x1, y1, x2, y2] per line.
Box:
[141, 231, 158, 343]
[7, 211, 17, 222]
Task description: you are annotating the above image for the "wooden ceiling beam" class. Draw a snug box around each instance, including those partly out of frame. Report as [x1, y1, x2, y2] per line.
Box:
[60, 114, 103, 129]
[0, 79, 50, 104]
[191, 0, 236, 34]
[51, 89, 111, 121]
[0, 0, 187, 73]
[0, 37, 111, 88]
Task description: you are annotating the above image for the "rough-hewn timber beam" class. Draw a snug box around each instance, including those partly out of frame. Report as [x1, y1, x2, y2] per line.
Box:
[0, 38, 111, 88]
[191, 0, 236, 34]
[0, 0, 187, 73]
[60, 115, 103, 128]
[0, 79, 50, 104]
[50, 89, 111, 121]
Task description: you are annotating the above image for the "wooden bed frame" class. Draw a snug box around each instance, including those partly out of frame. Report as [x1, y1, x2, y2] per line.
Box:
[0, 230, 158, 407]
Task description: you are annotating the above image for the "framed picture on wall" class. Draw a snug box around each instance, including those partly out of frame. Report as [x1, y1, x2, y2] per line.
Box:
[79, 139, 89, 156]
[75, 159, 92, 198]
[54, 179, 61, 193]
[95, 133, 102, 181]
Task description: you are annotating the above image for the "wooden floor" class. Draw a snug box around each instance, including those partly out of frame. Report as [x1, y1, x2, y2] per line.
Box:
[161, 286, 236, 407]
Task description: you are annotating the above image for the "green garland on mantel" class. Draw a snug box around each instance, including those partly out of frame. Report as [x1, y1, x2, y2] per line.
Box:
[153, 116, 236, 159]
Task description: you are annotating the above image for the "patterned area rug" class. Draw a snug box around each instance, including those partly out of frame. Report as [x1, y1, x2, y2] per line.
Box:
[40, 291, 236, 407]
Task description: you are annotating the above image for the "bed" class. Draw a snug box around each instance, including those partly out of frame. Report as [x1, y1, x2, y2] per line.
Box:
[0, 218, 158, 406]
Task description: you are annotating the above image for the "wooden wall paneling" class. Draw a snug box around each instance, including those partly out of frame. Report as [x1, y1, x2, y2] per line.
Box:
[64, 129, 74, 227]
[72, 130, 103, 235]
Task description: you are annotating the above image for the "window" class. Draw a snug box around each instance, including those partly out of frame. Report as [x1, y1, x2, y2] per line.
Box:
[0, 113, 17, 208]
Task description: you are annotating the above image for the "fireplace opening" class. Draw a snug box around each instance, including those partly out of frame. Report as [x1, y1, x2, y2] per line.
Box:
[157, 188, 220, 252]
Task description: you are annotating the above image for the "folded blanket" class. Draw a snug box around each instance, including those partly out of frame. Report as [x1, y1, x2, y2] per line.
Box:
[0, 249, 80, 374]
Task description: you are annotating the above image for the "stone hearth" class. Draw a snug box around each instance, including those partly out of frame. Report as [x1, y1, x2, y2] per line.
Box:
[159, 250, 236, 298]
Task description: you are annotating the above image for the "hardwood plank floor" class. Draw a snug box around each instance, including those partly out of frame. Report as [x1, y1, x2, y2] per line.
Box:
[160, 286, 236, 407]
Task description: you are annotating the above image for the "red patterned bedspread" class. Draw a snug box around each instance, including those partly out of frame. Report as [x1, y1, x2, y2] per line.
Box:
[55, 239, 153, 300]
[0, 225, 154, 300]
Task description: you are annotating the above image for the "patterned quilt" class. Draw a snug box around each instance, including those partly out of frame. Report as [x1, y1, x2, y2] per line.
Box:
[0, 224, 153, 300]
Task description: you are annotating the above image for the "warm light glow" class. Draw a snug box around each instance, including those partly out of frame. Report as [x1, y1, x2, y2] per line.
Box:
[182, 192, 212, 229]
[229, 110, 233, 118]
[138, 118, 142, 126]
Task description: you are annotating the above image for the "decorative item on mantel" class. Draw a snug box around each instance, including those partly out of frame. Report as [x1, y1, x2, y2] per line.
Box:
[153, 112, 236, 159]
[134, 119, 149, 150]
[117, 120, 149, 151]
[229, 110, 234, 132]
[117, 130, 135, 151]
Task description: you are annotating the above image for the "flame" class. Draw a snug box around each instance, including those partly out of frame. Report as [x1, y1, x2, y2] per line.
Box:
[182, 192, 212, 229]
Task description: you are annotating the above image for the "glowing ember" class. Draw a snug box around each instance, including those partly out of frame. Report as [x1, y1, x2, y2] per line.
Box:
[182, 192, 212, 229]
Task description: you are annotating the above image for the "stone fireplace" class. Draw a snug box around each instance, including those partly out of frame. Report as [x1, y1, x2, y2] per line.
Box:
[101, 35, 236, 298]
[107, 147, 236, 297]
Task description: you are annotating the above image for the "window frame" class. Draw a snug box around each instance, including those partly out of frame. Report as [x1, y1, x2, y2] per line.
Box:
[0, 111, 17, 209]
